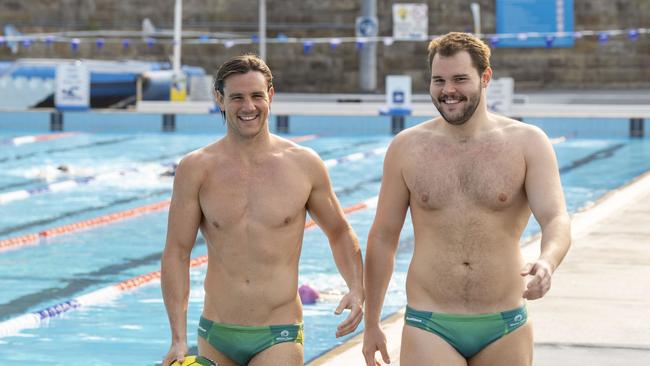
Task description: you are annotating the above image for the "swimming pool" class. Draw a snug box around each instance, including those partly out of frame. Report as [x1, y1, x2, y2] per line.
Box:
[0, 120, 649, 364]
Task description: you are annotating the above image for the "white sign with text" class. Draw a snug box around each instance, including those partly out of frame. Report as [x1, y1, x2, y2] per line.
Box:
[55, 61, 90, 110]
[392, 3, 428, 40]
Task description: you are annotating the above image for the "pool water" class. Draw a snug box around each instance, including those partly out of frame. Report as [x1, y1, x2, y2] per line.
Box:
[0, 130, 649, 364]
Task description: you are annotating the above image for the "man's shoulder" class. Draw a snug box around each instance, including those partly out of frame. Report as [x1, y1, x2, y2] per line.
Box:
[271, 135, 318, 157]
[390, 119, 440, 148]
[176, 141, 223, 175]
[494, 115, 546, 137]
[183, 141, 221, 163]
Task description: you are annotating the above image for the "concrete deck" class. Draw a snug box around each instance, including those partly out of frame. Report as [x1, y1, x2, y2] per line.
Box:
[121, 90, 650, 118]
[308, 170, 650, 365]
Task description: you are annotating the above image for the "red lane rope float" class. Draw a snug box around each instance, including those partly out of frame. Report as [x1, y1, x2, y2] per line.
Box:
[288, 134, 317, 143]
[0, 195, 376, 337]
[0, 233, 40, 249]
[39, 200, 170, 237]
[0, 136, 346, 252]
[34, 132, 80, 142]
[0, 200, 171, 251]
[304, 196, 378, 229]
[2, 132, 80, 146]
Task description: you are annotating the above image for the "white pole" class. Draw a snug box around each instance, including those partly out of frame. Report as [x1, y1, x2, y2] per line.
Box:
[259, 0, 267, 61]
[173, 0, 183, 77]
[471, 3, 481, 35]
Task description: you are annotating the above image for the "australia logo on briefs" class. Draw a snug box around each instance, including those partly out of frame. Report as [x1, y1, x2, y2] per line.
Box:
[275, 329, 292, 341]
[405, 316, 422, 323]
[509, 314, 525, 328]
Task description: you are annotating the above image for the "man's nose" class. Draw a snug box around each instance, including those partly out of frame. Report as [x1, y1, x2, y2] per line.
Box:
[241, 97, 255, 110]
[442, 83, 457, 94]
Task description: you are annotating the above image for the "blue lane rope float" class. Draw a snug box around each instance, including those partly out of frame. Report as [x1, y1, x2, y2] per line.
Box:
[0, 162, 177, 204]
[323, 147, 387, 168]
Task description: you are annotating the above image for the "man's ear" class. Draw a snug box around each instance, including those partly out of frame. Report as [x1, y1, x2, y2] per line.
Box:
[214, 89, 225, 109]
[482, 67, 493, 88]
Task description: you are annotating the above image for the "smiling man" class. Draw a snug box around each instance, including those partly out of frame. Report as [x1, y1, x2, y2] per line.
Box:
[362, 32, 571, 366]
[161, 54, 364, 366]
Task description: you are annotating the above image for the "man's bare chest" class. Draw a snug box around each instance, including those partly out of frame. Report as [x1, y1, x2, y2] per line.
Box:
[199, 164, 311, 228]
[404, 143, 526, 210]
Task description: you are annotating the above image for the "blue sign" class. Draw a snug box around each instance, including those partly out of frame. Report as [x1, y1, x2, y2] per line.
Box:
[356, 16, 379, 37]
[496, 0, 574, 48]
[392, 91, 405, 104]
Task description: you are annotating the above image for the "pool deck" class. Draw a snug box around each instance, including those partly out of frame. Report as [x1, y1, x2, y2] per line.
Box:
[270, 90, 650, 118]
[126, 90, 650, 118]
[308, 170, 650, 365]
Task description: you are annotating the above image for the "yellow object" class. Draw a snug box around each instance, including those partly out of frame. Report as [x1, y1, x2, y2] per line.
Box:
[170, 85, 187, 102]
[170, 76, 187, 102]
[170, 355, 216, 366]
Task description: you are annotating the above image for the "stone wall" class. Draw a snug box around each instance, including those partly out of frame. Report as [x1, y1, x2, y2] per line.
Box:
[1, 0, 648, 93]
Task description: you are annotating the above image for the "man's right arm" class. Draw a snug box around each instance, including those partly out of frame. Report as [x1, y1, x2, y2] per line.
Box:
[363, 137, 410, 366]
[161, 154, 204, 365]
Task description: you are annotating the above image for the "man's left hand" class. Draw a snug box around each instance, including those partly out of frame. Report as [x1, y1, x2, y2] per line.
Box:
[334, 289, 364, 337]
[521, 259, 554, 300]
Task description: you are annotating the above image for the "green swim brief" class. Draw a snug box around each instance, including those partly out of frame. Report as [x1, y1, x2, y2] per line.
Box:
[404, 304, 527, 358]
[197, 316, 304, 365]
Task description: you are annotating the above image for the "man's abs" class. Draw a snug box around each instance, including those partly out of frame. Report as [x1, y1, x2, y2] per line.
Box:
[202, 259, 303, 326]
[405, 238, 526, 314]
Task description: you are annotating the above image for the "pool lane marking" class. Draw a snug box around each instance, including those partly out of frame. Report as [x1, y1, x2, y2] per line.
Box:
[550, 136, 566, 144]
[0, 189, 170, 238]
[0, 137, 375, 206]
[558, 142, 625, 174]
[0, 196, 381, 317]
[0, 200, 172, 251]
[0, 135, 567, 250]
[305, 196, 378, 229]
[0, 136, 135, 164]
[0, 132, 80, 146]
[289, 134, 318, 143]
[0, 146, 382, 251]
[0, 135, 317, 204]
[0, 163, 176, 205]
[0, 195, 378, 337]
[323, 147, 387, 168]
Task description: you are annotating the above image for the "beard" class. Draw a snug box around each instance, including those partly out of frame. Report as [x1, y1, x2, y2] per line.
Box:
[433, 85, 482, 126]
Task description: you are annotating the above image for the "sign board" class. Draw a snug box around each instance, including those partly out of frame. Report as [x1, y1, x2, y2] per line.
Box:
[355, 16, 379, 38]
[380, 75, 412, 115]
[486, 77, 514, 114]
[392, 3, 428, 40]
[55, 61, 90, 110]
[496, 0, 574, 47]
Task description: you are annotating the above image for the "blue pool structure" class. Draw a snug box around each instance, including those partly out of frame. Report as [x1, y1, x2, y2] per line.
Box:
[0, 111, 649, 364]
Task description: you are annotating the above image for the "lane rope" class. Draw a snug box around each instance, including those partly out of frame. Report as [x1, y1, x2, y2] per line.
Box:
[323, 147, 387, 168]
[0, 200, 171, 251]
[0, 135, 317, 205]
[0, 195, 378, 337]
[1, 132, 79, 146]
[0, 143, 381, 251]
[0, 164, 176, 205]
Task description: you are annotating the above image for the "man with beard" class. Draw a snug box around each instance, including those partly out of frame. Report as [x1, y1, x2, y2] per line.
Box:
[161, 54, 364, 366]
[362, 32, 571, 365]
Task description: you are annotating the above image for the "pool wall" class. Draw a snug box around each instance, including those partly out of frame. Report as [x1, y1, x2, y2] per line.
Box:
[0, 110, 646, 138]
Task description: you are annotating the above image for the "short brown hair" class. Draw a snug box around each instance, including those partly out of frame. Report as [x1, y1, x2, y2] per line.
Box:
[427, 32, 491, 75]
[214, 54, 273, 94]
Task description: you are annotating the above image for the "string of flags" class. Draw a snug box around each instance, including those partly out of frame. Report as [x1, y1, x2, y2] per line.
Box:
[0, 28, 647, 54]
